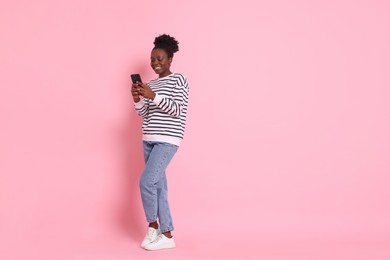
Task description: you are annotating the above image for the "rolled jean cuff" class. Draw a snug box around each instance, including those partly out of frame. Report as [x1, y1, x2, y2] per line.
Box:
[147, 218, 158, 223]
[160, 226, 174, 233]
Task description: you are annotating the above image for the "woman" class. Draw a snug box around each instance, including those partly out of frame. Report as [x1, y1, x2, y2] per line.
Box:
[131, 34, 189, 251]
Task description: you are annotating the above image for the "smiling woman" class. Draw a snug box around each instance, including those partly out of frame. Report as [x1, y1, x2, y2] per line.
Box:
[130, 34, 189, 251]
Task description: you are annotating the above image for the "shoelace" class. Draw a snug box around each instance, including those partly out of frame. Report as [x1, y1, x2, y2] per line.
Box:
[147, 228, 157, 239]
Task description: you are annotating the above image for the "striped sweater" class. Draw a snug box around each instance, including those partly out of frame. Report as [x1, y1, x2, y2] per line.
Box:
[134, 72, 189, 146]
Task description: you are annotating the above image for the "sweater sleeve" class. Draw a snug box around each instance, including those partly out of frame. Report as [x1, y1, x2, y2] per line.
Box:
[151, 76, 189, 118]
[134, 97, 148, 118]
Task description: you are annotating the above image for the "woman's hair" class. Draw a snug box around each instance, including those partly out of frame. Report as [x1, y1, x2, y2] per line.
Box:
[153, 34, 179, 58]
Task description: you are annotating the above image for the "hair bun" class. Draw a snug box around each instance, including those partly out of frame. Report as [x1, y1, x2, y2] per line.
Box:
[154, 34, 179, 57]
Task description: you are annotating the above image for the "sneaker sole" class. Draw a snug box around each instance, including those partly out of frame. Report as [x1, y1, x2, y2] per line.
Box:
[144, 245, 176, 251]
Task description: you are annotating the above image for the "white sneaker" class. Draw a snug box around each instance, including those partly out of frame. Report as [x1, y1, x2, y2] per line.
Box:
[144, 234, 176, 251]
[141, 227, 161, 248]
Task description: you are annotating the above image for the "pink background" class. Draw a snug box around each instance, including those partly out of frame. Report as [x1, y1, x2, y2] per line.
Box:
[1, 0, 390, 259]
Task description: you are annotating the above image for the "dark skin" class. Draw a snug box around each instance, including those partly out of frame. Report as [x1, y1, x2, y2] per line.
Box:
[131, 48, 173, 103]
[131, 48, 174, 238]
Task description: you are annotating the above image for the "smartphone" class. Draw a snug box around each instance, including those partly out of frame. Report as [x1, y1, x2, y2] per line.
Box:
[131, 74, 142, 85]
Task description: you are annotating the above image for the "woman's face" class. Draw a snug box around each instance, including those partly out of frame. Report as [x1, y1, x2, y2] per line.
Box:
[150, 48, 172, 78]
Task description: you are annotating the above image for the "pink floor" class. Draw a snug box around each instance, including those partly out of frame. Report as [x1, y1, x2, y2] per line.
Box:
[3, 231, 389, 260]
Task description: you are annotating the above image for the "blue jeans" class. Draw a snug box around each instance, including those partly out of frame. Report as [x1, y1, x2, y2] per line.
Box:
[140, 141, 178, 233]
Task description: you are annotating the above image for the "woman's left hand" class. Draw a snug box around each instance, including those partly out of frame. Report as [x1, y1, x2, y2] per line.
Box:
[138, 83, 156, 100]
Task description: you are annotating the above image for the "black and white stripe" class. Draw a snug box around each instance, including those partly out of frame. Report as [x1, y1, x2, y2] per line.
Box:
[134, 73, 189, 146]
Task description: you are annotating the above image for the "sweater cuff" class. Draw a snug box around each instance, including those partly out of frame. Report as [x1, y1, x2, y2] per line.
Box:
[152, 93, 163, 105]
[134, 97, 145, 108]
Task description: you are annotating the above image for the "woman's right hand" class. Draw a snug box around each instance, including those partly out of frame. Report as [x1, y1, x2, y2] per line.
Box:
[131, 83, 141, 102]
